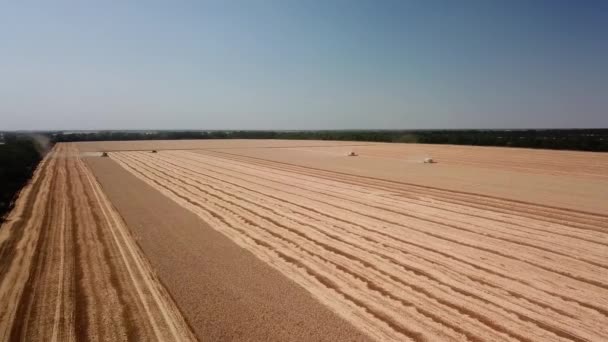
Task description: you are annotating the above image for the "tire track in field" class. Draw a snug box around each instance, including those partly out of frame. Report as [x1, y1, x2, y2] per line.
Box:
[112, 150, 608, 341]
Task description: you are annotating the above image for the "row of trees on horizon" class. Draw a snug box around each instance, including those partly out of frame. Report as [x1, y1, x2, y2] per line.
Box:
[45, 129, 608, 152]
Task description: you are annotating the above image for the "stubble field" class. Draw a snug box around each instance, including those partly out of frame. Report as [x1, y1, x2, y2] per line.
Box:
[1, 139, 607, 341]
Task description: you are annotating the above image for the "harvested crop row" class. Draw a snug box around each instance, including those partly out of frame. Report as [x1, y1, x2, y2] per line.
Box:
[111, 150, 608, 342]
[0, 144, 195, 342]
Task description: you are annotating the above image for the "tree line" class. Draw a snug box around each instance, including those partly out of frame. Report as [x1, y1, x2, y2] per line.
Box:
[49, 129, 608, 152]
[0, 134, 48, 222]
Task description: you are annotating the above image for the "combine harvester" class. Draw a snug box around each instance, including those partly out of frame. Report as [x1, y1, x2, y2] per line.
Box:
[347, 151, 358, 157]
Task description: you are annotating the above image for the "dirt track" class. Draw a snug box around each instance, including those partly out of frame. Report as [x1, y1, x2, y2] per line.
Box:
[0, 144, 195, 341]
[108, 147, 608, 341]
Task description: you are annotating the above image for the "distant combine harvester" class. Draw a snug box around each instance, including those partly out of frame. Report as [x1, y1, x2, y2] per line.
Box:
[347, 151, 358, 157]
[423, 157, 436, 164]
[101, 152, 109, 157]
[151, 150, 158, 153]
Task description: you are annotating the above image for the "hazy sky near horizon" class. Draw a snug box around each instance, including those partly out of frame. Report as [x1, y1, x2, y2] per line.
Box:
[1, 1, 607, 130]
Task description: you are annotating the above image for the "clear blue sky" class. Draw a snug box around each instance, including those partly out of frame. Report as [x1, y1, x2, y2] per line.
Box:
[1, 1, 606, 130]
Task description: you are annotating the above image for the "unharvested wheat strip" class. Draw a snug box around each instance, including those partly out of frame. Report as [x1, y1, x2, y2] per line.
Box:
[121, 153, 604, 342]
